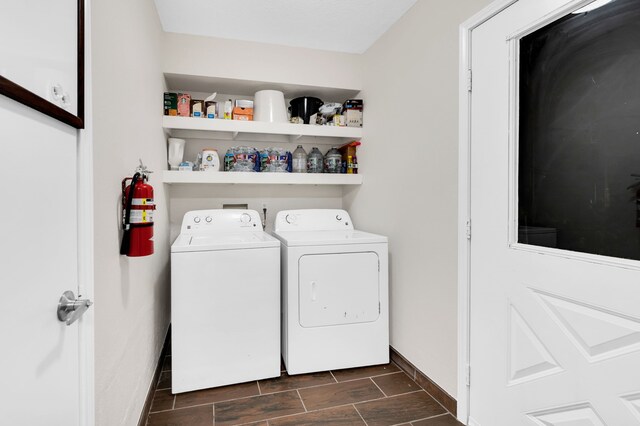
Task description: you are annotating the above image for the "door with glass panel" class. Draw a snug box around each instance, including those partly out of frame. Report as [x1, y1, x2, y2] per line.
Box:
[469, 0, 640, 424]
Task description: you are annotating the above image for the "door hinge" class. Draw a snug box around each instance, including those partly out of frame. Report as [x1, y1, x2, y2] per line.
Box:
[465, 364, 471, 386]
[467, 69, 473, 92]
[466, 220, 472, 240]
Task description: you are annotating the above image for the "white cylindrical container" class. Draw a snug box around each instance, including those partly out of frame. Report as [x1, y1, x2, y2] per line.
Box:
[168, 138, 186, 170]
[254, 90, 288, 123]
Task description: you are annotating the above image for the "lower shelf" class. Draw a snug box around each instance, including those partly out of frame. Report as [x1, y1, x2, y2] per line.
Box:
[162, 170, 363, 185]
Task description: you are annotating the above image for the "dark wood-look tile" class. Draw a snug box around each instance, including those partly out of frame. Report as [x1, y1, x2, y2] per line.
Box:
[150, 388, 174, 413]
[269, 405, 366, 426]
[147, 404, 213, 426]
[413, 373, 456, 415]
[259, 371, 335, 394]
[372, 372, 420, 396]
[412, 414, 464, 426]
[355, 391, 446, 426]
[298, 378, 384, 411]
[157, 371, 171, 390]
[213, 390, 305, 426]
[174, 381, 260, 409]
[162, 356, 172, 372]
[332, 363, 399, 382]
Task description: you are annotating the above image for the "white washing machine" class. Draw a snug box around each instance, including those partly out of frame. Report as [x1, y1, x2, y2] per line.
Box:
[273, 209, 389, 375]
[171, 209, 280, 393]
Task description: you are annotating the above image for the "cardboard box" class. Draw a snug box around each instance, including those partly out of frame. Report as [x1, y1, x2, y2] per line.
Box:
[177, 93, 191, 117]
[233, 107, 254, 121]
[338, 143, 358, 161]
[235, 99, 254, 109]
[205, 101, 217, 119]
[191, 99, 205, 118]
[343, 99, 363, 110]
[164, 92, 177, 116]
[345, 109, 363, 127]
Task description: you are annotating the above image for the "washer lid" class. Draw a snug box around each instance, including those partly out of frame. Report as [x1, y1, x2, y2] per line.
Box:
[273, 230, 387, 247]
[171, 231, 280, 253]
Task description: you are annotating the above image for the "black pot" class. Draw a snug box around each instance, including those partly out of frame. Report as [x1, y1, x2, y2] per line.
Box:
[289, 97, 324, 124]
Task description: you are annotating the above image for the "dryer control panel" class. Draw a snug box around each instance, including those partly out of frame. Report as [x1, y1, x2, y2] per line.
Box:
[275, 209, 354, 232]
[180, 209, 260, 234]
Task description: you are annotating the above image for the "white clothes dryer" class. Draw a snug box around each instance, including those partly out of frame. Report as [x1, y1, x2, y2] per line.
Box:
[171, 209, 280, 393]
[273, 209, 389, 375]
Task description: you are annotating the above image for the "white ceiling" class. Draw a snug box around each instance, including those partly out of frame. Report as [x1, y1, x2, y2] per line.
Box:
[153, 0, 417, 54]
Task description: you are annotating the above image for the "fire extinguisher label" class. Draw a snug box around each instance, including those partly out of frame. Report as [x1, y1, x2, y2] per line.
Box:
[132, 198, 154, 206]
[129, 210, 154, 224]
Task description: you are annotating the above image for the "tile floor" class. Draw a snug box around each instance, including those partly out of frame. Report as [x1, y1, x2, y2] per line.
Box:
[145, 354, 463, 426]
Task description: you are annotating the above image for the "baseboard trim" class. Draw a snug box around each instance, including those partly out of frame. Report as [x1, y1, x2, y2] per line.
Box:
[390, 347, 457, 416]
[137, 326, 171, 426]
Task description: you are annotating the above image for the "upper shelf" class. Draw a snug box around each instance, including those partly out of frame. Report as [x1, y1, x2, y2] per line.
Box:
[163, 116, 363, 142]
[164, 73, 361, 103]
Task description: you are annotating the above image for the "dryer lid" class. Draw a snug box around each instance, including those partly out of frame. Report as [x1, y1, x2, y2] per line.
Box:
[272, 230, 387, 247]
[171, 231, 280, 253]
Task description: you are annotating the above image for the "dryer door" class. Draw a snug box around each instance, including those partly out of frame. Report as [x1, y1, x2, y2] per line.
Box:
[298, 251, 380, 327]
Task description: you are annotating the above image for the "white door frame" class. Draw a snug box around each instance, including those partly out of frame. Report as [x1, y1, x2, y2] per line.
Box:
[456, 0, 600, 423]
[457, 2, 519, 420]
[78, 0, 95, 423]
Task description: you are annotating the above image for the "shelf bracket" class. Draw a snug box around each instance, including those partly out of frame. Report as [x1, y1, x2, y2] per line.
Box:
[232, 131, 239, 140]
[289, 134, 303, 143]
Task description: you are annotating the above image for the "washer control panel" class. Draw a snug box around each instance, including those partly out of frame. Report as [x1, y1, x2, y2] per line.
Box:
[181, 209, 260, 233]
[274, 209, 354, 232]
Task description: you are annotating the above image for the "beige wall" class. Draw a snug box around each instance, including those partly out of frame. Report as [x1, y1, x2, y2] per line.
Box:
[92, 0, 170, 424]
[163, 32, 362, 91]
[344, 0, 492, 398]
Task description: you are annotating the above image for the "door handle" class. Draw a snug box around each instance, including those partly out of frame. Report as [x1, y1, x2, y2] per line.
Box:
[57, 291, 93, 326]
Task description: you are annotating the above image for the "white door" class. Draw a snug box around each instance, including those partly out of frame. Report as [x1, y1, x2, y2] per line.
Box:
[299, 252, 380, 327]
[469, 0, 640, 424]
[0, 99, 86, 424]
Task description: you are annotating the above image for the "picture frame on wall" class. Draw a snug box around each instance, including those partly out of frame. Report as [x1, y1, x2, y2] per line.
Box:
[0, 0, 84, 129]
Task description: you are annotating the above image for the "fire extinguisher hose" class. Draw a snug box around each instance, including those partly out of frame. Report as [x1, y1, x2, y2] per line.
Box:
[120, 172, 141, 255]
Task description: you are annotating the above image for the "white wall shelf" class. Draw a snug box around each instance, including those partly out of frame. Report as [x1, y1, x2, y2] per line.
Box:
[164, 73, 361, 102]
[162, 170, 363, 185]
[163, 116, 362, 143]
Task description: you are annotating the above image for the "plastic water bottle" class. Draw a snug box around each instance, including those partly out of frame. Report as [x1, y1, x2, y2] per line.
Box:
[223, 148, 235, 171]
[324, 147, 342, 174]
[307, 147, 324, 173]
[292, 145, 308, 173]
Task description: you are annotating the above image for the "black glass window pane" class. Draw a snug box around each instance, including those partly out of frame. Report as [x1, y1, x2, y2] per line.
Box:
[518, 0, 640, 260]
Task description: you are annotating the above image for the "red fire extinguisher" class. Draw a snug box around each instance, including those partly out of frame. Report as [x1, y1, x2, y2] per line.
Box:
[120, 161, 155, 257]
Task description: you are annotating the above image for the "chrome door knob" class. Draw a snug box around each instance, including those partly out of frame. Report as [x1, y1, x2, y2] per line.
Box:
[57, 291, 93, 326]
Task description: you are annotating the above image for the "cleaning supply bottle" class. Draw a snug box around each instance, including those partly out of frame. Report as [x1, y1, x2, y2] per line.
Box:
[292, 145, 308, 173]
[224, 99, 233, 119]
